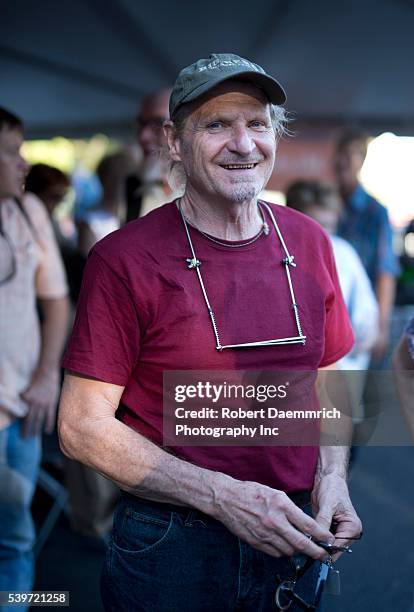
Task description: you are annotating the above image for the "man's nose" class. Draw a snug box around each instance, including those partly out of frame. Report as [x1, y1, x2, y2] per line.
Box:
[138, 124, 155, 145]
[227, 125, 255, 156]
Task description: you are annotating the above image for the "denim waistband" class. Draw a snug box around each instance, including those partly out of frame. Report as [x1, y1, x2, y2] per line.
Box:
[120, 489, 311, 526]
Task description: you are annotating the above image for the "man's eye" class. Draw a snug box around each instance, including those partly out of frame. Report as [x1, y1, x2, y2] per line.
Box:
[250, 121, 266, 129]
[207, 121, 224, 130]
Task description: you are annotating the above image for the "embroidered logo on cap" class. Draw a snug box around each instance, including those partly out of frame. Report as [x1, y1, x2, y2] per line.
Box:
[198, 58, 260, 72]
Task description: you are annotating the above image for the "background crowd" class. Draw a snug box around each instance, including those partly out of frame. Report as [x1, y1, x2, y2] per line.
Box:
[1, 4, 414, 609]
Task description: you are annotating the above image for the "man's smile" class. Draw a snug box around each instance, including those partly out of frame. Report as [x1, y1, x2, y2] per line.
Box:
[219, 162, 259, 170]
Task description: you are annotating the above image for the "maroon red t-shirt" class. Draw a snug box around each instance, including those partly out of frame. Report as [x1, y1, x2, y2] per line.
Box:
[63, 201, 353, 494]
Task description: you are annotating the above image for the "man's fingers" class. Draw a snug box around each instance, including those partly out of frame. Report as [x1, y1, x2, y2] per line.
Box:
[21, 403, 50, 437]
[21, 414, 31, 438]
[333, 517, 363, 542]
[21, 382, 58, 436]
[314, 510, 333, 532]
[245, 523, 307, 558]
[286, 503, 333, 543]
[252, 540, 291, 559]
[259, 533, 296, 558]
[20, 391, 35, 436]
[279, 523, 332, 560]
[329, 515, 363, 562]
[45, 403, 56, 434]
[30, 404, 45, 437]
[33, 406, 47, 436]
[282, 504, 336, 560]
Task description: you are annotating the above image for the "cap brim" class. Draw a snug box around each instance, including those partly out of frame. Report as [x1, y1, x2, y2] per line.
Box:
[181, 70, 286, 107]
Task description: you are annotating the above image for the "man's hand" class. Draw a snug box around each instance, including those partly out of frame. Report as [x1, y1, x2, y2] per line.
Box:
[211, 477, 335, 560]
[311, 473, 362, 560]
[21, 367, 60, 437]
[58, 374, 347, 561]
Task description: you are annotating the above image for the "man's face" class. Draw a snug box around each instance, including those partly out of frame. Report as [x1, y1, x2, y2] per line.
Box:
[170, 82, 276, 204]
[305, 204, 339, 235]
[334, 140, 366, 190]
[136, 90, 170, 157]
[0, 126, 28, 200]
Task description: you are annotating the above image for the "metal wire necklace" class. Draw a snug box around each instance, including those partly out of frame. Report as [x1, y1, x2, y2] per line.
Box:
[179, 200, 306, 351]
[190, 202, 270, 248]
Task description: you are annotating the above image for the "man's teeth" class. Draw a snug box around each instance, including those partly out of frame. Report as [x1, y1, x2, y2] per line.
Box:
[222, 163, 256, 169]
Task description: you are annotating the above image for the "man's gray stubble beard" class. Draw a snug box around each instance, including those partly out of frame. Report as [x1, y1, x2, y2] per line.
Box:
[226, 176, 261, 203]
[230, 184, 258, 203]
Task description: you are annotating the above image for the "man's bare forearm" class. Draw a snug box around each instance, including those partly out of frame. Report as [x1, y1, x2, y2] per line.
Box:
[311, 370, 360, 544]
[59, 394, 229, 517]
[58, 373, 340, 559]
[315, 446, 349, 483]
[316, 368, 351, 481]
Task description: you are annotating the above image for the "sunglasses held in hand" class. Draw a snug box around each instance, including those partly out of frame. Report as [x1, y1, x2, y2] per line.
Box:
[274, 534, 362, 610]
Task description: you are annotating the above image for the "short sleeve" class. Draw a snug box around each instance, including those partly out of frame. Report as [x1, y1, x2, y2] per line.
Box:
[24, 193, 68, 299]
[319, 236, 354, 367]
[62, 250, 141, 385]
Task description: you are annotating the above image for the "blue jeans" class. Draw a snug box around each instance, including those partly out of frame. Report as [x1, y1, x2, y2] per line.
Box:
[101, 492, 321, 611]
[0, 420, 41, 612]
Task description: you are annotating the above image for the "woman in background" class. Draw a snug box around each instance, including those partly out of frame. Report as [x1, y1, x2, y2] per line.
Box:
[77, 151, 134, 257]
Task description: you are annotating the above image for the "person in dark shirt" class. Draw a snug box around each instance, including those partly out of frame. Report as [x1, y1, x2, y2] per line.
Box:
[334, 129, 400, 360]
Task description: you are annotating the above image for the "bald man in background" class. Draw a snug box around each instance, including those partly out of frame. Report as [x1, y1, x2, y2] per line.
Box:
[126, 88, 182, 221]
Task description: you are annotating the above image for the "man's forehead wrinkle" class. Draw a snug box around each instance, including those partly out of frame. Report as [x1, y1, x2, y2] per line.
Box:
[187, 93, 270, 129]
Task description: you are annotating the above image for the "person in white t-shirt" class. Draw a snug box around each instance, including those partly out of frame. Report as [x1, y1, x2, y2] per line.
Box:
[286, 179, 379, 370]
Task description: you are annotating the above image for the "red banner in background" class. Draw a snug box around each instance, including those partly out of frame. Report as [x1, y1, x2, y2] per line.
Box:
[267, 137, 336, 193]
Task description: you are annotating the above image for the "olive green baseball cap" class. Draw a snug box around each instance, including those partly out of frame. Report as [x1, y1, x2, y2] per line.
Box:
[169, 53, 286, 118]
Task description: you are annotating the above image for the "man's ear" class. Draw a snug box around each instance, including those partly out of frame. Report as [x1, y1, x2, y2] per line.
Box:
[163, 121, 182, 162]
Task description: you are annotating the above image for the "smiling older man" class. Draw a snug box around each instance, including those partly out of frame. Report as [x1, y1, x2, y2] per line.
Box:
[59, 54, 361, 611]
